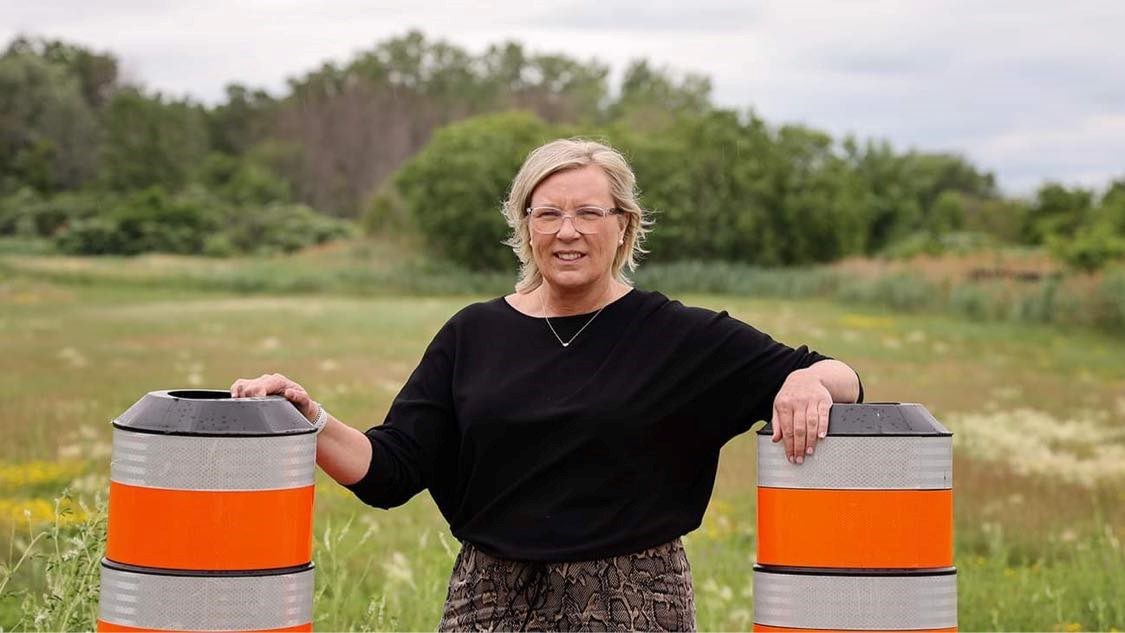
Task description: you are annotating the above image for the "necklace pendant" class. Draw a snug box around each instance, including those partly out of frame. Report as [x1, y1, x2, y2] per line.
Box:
[541, 291, 609, 349]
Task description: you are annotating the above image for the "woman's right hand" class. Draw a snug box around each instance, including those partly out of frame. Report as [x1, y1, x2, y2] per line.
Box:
[231, 373, 372, 486]
[230, 373, 319, 422]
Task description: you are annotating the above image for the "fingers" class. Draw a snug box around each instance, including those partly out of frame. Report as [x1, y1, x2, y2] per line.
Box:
[284, 387, 309, 407]
[792, 402, 807, 464]
[284, 386, 318, 420]
[803, 401, 820, 457]
[229, 373, 319, 421]
[772, 398, 831, 465]
[817, 400, 831, 441]
[775, 403, 795, 463]
[262, 373, 293, 396]
[229, 373, 300, 399]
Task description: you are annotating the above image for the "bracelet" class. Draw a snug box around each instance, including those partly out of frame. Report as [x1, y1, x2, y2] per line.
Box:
[310, 404, 329, 434]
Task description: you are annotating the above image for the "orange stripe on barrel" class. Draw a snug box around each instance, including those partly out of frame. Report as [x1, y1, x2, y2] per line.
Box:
[97, 620, 312, 632]
[107, 481, 314, 570]
[757, 488, 952, 568]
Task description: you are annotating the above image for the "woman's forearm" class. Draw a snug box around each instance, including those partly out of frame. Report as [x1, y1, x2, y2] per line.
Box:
[797, 359, 862, 403]
[314, 415, 373, 486]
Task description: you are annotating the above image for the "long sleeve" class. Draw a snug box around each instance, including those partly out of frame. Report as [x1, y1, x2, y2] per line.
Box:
[680, 306, 836, 442]
[344, 322, 460, 510]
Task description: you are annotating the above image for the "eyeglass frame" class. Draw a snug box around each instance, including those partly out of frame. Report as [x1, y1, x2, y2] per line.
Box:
[525, 205, 623, 235]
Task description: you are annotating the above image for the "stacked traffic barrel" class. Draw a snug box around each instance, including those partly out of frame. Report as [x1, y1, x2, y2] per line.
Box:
[99, 389, 317, 632]
[754, 403, 956, 632]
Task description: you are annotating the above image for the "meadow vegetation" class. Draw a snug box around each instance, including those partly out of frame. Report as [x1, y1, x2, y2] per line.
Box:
[4, 241, 1124, 335]
[1, 255, 1123, 631]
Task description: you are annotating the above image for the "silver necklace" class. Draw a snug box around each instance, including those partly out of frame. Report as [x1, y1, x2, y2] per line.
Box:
[540, 291, 608, 348]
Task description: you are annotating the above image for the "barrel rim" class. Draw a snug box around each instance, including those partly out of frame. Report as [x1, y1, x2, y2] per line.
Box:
[111, 421, 317, 438]
[757, 402, 953, 437]
[101, 557, 315, 577]
[112, 389, 317, 436]
[753, 564, 958, 577]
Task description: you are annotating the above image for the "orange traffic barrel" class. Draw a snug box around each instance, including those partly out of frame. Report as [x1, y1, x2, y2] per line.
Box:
[754, 403, 957, 631]
[99, 389, 317, 632]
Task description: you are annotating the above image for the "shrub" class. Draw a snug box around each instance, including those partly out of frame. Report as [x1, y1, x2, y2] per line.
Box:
[881, 231, 944, 259]
[362, 186, 413, 237]
[198, 152, 292, 206]
[47, 186, 354, 257]
[54, 216, 129, 255]
[0, 188, 105, 238]
[226, 203, 354, 255]
[55, 187, 222, 255]
[1047, 225, 1125, 272]
[882, 230, 994, 259]
[201, 233, 236, 258]
[395, 111, 560, 270]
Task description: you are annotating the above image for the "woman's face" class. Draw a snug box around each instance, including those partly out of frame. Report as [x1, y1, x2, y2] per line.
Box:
[529, 165, 626, 294]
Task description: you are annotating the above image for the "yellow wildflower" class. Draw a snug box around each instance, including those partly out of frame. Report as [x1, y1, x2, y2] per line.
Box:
[0, 461, 86, 490]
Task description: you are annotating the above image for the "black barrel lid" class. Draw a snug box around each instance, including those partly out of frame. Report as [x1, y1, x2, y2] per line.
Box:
[757, 402, 951, 437]
[112, 389, 315, 436]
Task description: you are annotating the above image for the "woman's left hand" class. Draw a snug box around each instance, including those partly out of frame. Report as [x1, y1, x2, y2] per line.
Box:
[770, 368, 833, 465]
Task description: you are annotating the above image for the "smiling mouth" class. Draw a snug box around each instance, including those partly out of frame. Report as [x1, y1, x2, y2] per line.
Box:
[554, 252, 586, 262]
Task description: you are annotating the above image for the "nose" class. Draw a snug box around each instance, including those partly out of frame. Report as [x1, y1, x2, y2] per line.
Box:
[555, 215, 581, 240]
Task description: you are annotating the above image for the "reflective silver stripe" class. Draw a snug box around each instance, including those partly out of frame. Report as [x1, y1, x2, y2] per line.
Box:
[111, 429, 316, 491]
[753, 570, 957, 630]
[757, 435, 952, 490]
[99, 565, 314, 631]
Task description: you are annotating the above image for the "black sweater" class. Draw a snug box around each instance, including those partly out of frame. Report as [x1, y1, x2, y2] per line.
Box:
[345, 288, 856, 561]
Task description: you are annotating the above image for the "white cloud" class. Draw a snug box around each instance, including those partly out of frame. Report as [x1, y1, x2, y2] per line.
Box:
[970, 114, 1125, 193]
[528, 0, 761, 32]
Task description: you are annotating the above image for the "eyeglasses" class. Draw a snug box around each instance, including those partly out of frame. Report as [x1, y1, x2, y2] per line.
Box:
[526, 206, 620, 234]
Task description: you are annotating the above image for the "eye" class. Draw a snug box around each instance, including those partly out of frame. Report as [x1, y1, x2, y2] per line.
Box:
[576, 207, 605, 220]
[532, 208, 562, 220]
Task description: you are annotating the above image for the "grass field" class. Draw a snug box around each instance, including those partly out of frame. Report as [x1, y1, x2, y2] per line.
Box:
[1, 252, 1123, 631]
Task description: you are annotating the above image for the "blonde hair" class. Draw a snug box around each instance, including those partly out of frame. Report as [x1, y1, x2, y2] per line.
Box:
[503, 138, 651, 293]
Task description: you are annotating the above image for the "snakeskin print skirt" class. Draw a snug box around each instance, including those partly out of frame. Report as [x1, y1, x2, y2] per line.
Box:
[437, 538, 696, 632]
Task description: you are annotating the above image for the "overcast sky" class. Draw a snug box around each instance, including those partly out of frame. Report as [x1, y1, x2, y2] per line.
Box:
[3, 0, 1123, 196]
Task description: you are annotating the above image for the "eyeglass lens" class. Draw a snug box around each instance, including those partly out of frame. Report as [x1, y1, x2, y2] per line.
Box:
[529, 207, 610, 234]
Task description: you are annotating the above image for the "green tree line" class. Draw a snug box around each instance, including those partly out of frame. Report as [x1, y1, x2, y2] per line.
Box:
[1, 32, 1122, 268]
[386, 111, 1124, 271]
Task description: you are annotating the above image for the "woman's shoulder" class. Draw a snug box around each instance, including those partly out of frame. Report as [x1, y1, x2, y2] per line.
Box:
[446, 297, 514, 326]
[634, 289, 724, 323]
[416, 299, 512, 352]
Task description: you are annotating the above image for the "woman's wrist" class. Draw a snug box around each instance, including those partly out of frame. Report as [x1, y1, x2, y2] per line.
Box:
[785, 367, 823, 387]
[309, 402, 328, 433]
[793, 360, 862, 403]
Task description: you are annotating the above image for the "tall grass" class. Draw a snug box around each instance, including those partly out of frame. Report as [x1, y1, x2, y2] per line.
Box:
[0, 493, 102, 631]
[4, 246, 1122, 335]
[2, 256, 1123, 630]
[956, 520, 1124, 632]
[4, 488, 1122, 631]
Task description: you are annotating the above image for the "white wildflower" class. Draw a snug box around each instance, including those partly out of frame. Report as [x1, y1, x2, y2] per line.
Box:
[947, 408, 1125, 487]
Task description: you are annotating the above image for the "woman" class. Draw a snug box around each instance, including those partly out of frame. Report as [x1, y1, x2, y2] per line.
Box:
[231, 139, 862, 631]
